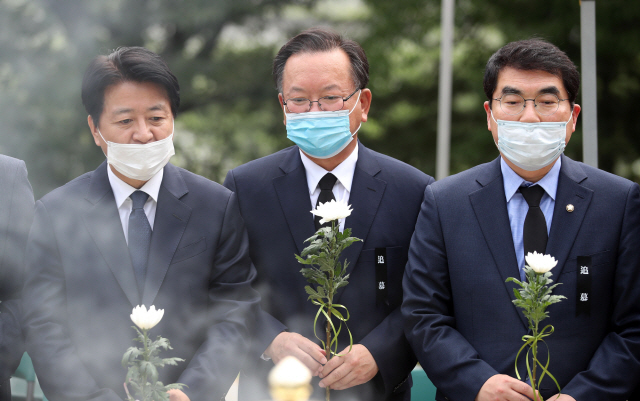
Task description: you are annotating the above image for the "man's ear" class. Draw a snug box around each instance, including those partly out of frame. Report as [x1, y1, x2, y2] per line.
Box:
[359, 88, 372, 122]
[565, 103, 582, 145]
[570, 103, 581, 132]
[88, 115, 103, 147]
[483, 101, 493, 131]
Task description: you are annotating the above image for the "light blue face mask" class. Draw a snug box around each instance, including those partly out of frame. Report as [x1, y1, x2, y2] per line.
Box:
[492, 110, 573, 171]
[285, 90, 362, 159]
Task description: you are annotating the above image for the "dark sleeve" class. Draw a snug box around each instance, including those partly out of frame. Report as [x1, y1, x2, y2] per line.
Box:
[562, 183, 640, 401]
[177, 192, 262, 401]
[359, 174, 434, 396]
[0, 160, 34, 381]
[23, 201, 122, 401]
[402, 185, 497, 400]
[223, 169, 287, 358]
[360, 307, 417, 396]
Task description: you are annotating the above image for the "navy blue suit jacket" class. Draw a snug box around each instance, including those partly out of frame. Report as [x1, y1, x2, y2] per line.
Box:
[224, 143, 433, 401]
[23, 162, 260, 401]
[403, 155, 640, 401]
[0, 156, 34, 401]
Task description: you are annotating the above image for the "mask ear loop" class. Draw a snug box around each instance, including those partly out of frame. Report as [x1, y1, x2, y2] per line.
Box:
[96, 128, 111, 159]
[490, 108, 498, 124]
[565, 109, 574, 125]
[489, 109, 501, 149]
[348, 89, 363, 138]
[96, 128, 109, 144]
[348, 89, 362, 115]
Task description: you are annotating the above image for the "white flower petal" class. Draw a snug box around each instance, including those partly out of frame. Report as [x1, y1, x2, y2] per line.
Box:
[525, 251, 558, 274]
[130, 304, 164, 330]
[310, 200, 352, 224]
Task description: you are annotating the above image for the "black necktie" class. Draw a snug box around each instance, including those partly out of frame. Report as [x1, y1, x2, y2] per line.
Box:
[314, 173, 338, 230]
[128, 190, 151, 297]
[520, 185, 548, 258]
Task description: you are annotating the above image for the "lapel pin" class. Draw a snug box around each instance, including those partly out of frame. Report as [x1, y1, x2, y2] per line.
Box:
[566, 204, 574, 212]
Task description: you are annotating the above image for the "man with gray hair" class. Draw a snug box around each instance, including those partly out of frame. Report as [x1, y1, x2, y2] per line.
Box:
[224, 27, 433, 401]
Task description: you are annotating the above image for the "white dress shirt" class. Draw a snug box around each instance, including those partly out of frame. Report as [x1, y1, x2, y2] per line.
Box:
[299, 142, 359, 232]
[107, 166, 163, 244]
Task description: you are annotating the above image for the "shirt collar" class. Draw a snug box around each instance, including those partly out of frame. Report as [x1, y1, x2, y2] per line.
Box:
[501, 156, 561, 203]
[300, 142, 359, 195]
[107, 165, 163, 208]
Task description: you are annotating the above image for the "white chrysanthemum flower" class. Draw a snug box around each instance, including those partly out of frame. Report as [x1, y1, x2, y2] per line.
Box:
[525, 251, 558, 274]
[130, 305, 164, 330]
[268, 356, 312, 387]
[310, 199, 353, 225]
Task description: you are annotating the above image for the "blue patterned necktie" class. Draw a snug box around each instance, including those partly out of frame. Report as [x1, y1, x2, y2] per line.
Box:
[128, 190, 151, 297]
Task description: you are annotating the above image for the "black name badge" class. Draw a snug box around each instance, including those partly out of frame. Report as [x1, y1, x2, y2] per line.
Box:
[576, 256, 592, 316]
[375, 248, 388, 307]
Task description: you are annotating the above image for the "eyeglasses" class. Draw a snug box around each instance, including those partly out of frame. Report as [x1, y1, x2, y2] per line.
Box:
[283, 88, 360, 113]
[493, 93, 569, 116]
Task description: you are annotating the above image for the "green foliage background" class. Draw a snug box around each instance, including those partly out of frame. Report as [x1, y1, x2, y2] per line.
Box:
[0, 0, 638, 198]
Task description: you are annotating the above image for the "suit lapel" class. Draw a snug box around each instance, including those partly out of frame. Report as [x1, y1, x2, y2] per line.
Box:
[273, 147, 316, 255]
[545, 155, 592, 278]
[274, 145, 385, 303]
[82, 162, 140, 307]
[469, 158, 528, 329]
[142, 164, 191, 307]
[335, 144, 386, 302]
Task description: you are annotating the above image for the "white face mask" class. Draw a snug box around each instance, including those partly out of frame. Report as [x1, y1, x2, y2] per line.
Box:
[492, 111, 572, 171]
[97, 123, 175, 181]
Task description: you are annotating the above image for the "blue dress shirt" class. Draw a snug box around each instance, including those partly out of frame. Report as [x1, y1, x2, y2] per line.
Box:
[501, 157, 561, 280]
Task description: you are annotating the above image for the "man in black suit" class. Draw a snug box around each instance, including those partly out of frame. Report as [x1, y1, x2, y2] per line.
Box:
[22, 47, 260, 401]
[224, 28, 433, 401]
[0, 156, 34, 401]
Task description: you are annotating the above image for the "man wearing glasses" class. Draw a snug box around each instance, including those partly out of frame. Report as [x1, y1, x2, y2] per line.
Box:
[224, 28, 433, 401]
[403, 39, 640, 401]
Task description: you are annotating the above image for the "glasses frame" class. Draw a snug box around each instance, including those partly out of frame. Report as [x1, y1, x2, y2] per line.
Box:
[283, 88, 360, 113]
[493, 93, 569, 116]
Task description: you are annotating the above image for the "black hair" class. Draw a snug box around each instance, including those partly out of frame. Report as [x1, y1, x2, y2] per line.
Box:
[484, 39, 580, 106]
[272, 27, 369, 93]
[81, 46, 180, 127]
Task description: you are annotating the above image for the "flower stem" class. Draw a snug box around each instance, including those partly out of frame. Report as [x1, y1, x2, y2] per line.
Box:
[142, 329, 150, 400]
[531, 279, 540, 401]
[324, 221, 341, 401]
[532, 336, 538, 400]
[325, 311, 331, 401]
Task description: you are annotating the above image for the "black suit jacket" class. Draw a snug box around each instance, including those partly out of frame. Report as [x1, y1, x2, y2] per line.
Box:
[224, 144, 433, 401]
[0, 156, 34, 401]
[23, 162, 261, 401]
[403, 155, 640, 401]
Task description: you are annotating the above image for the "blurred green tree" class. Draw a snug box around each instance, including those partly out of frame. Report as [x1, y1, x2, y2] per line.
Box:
[0, 0, 316, 196]
[0, 0, 638, 199]
[360, 0, 640, 182]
